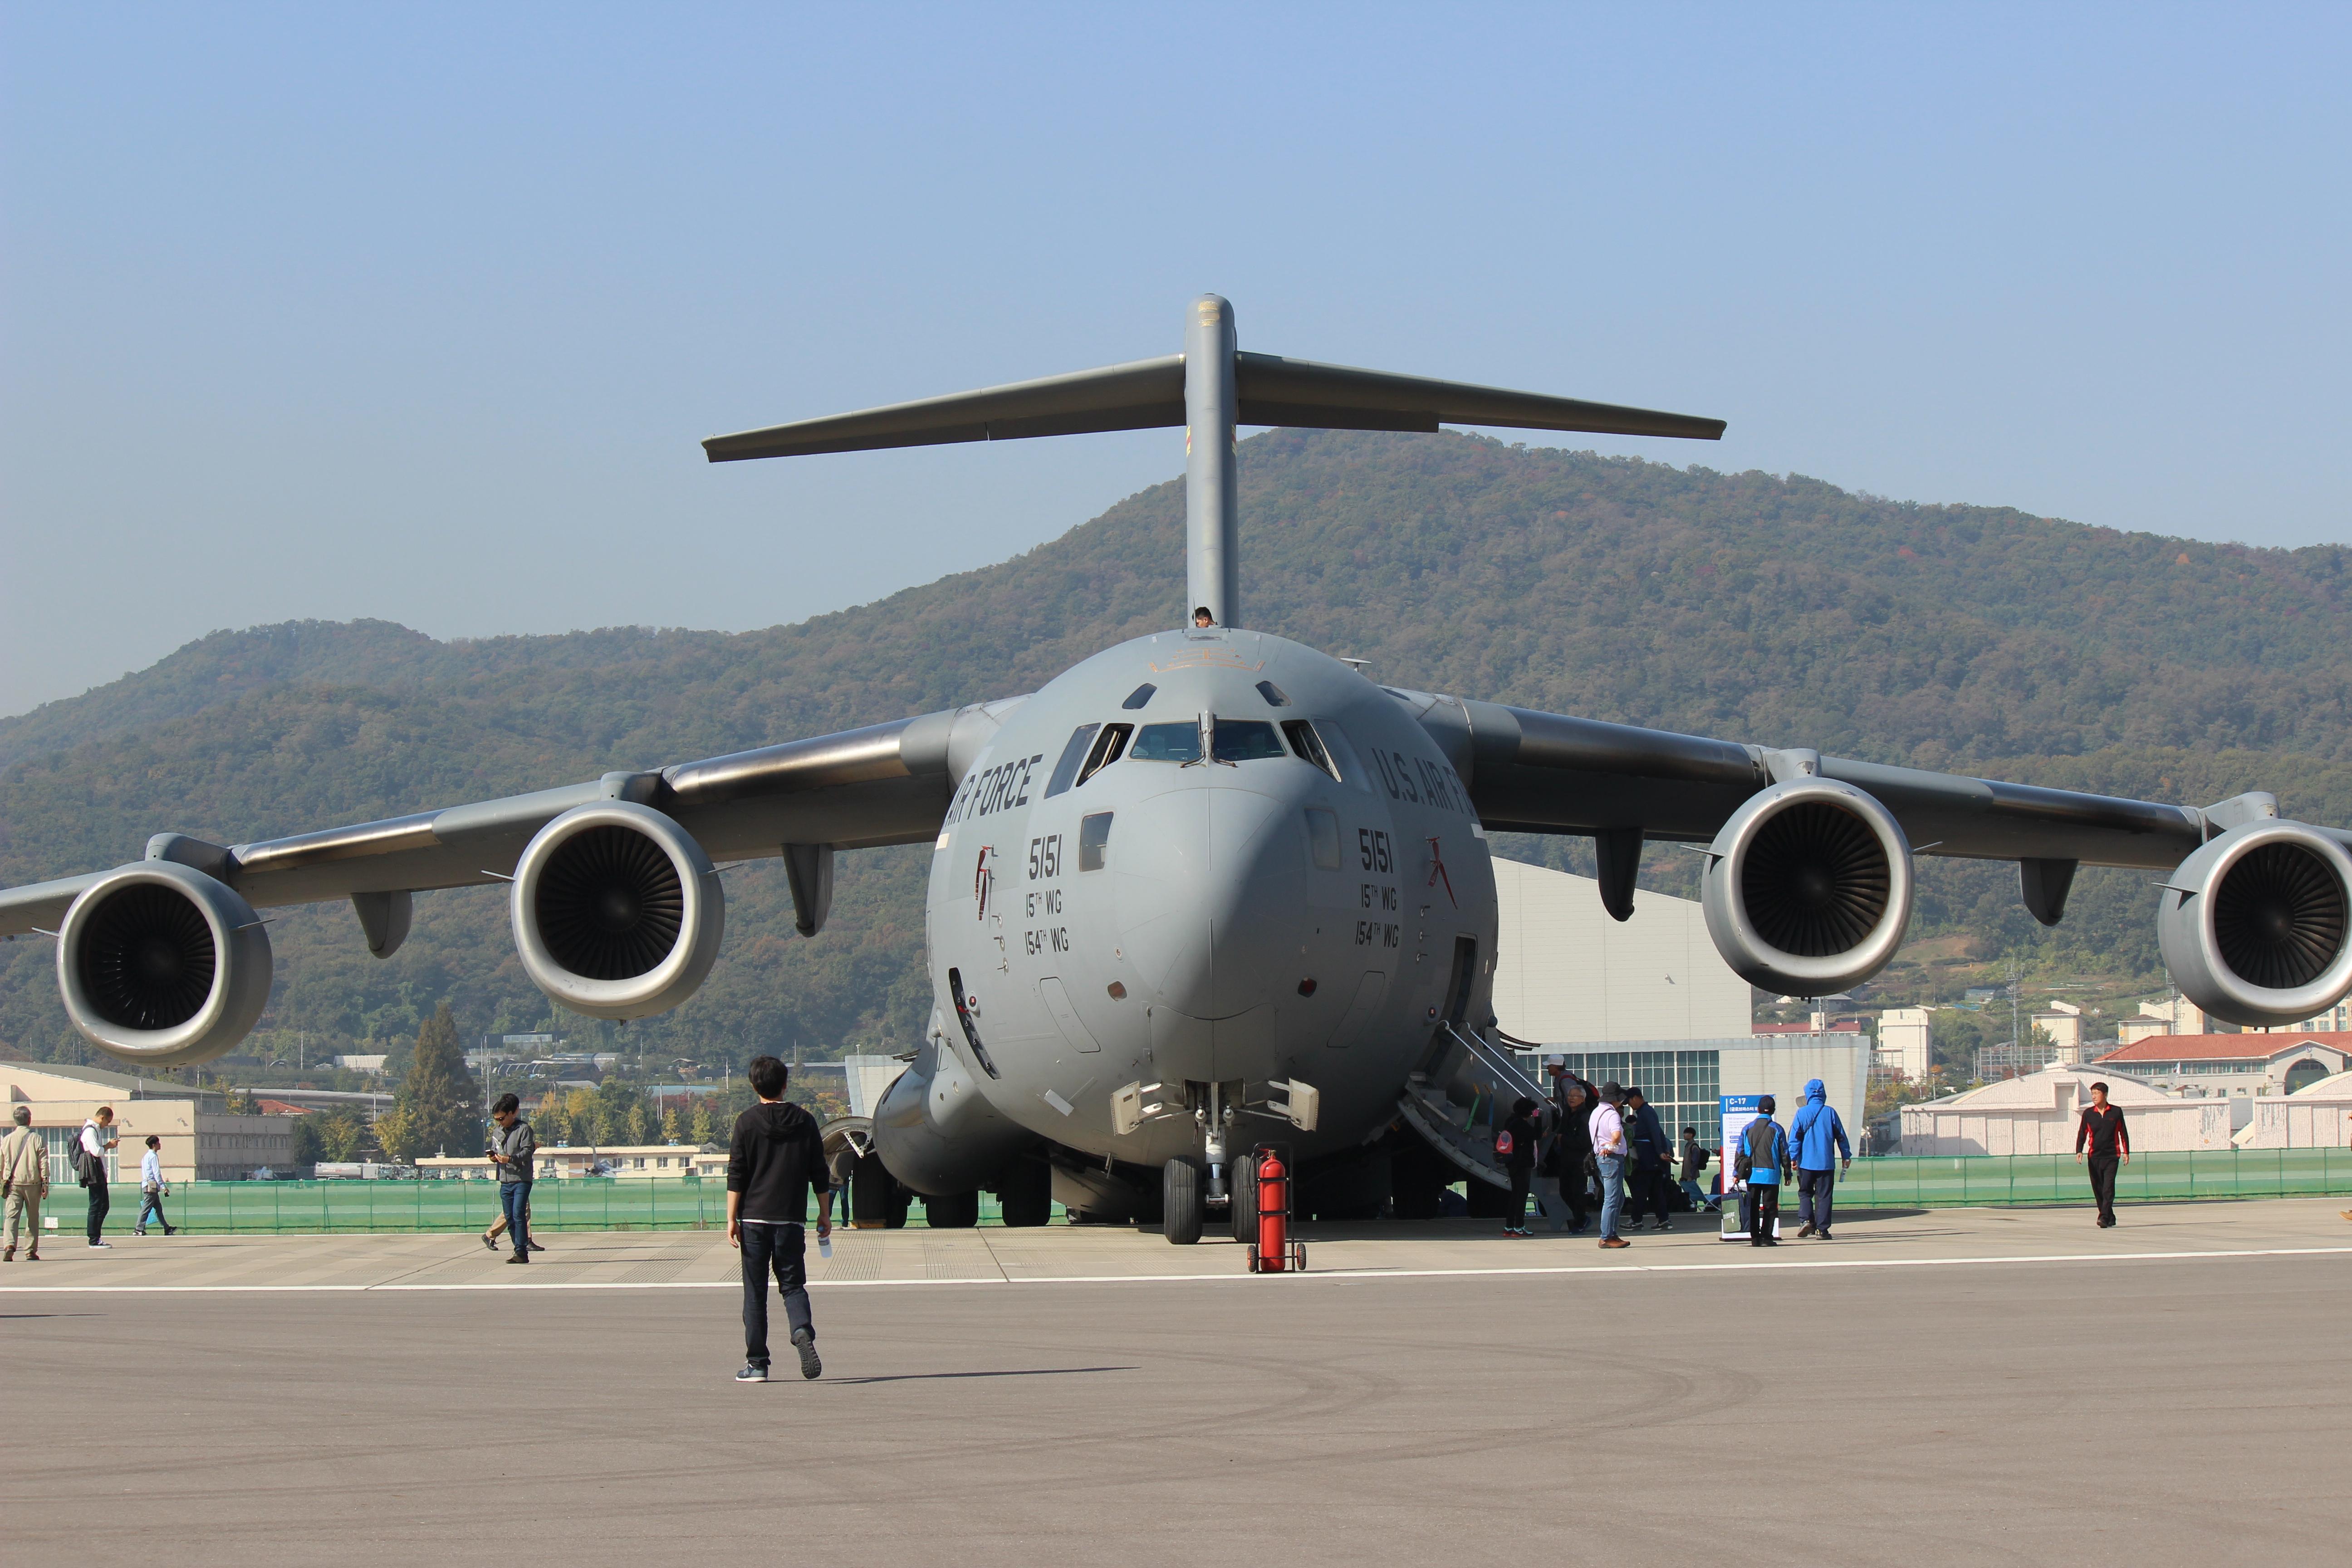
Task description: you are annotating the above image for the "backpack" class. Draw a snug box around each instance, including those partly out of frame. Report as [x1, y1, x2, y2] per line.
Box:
[1494, 1129, 1514, 1157]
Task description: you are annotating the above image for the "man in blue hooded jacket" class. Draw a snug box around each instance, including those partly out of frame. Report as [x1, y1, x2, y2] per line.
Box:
[1788, 1078, 1853, 1240]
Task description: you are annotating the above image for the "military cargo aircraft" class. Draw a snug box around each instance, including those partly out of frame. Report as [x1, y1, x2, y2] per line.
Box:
[8, 295, 2350, 1241]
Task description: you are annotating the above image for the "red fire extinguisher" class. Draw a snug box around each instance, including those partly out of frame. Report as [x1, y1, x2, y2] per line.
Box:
[1249, 1145, 1307, 1274]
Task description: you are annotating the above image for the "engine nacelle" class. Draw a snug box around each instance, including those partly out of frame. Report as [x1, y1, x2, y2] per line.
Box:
[56, 861, 274, 1068]
[2157, 820, 2352, 1027]
[1701, 778, 1915, 996]
[510, 801, 725, 1020]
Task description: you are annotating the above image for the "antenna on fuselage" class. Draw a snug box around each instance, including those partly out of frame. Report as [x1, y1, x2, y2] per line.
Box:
[701, 296, 1726, 629]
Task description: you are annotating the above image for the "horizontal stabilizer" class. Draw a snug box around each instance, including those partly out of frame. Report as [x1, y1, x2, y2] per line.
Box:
[1233, 352, 1724, 441]
[704, 356, 1185, 462]
[704, 350, 1721, 461]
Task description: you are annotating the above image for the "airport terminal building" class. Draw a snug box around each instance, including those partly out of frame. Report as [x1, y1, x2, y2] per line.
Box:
[1488, 857, 1869, 1145]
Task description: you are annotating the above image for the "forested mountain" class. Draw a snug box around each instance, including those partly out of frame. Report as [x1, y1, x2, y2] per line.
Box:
[6, 428, 2352, 1068]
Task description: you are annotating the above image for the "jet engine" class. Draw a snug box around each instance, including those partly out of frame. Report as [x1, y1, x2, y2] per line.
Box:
[2157, 820, 2352, 1027]
[510, 801, 725, 1020]
[55, 861, 274, 1068]
[1700, 778, 1914, 996]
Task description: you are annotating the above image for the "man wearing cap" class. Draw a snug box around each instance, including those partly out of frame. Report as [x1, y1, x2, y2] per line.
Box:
[1588, 1082, 1631, 1250]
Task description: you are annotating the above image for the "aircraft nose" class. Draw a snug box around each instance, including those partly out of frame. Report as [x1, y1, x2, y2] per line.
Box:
[1112, 783, 1303, 1019]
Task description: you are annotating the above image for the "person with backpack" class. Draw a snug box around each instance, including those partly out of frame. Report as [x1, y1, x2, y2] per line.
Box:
[2, 1105, 48, 1262]
[78, 1106, 119, 1249]
[133, 1134, 176, 1237]
[1788, 1078, 1853, 1240]
[1498, 1096, 1541, 1237]
[1624, 1088, 1673, 1232]
[1734, 1097, 1793, 1247]
[1676, 1127, 1715, 1214]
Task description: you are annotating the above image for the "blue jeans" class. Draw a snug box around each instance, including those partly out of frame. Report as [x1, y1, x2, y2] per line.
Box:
[500, 1180, 533, 1258]
[740, 1221, 814, 1366]
[1597, 1154, 1626, 1240]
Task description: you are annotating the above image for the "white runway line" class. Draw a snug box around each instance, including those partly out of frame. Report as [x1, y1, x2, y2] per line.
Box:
[3, 1243, 2349, 1292]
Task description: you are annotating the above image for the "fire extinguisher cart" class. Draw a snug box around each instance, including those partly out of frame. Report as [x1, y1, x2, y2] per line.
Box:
[1246, 1143, 1308, 1274]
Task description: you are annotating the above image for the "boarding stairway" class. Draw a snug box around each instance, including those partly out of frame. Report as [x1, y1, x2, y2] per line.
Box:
[1394, 1023, 1551, 1191]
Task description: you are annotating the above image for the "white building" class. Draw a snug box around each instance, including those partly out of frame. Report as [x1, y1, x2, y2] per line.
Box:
[1876, 1008, 1931, 1082]
[1489, 857, 1752, 1044]
[2246, 1071, 2352, 1148]
[1899, 1066, 2231, 1156]
[2090, 1032, 2351, 1098]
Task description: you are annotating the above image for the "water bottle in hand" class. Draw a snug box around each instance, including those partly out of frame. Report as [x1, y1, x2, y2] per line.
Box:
[818, 1233, 833, 1260]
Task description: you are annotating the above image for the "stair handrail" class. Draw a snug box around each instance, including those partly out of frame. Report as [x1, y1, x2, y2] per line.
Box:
[1444, 1022, 1549, 1106]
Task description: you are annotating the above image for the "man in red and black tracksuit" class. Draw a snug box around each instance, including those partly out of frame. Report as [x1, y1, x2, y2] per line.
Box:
[2075, 1081, 2130, 1228]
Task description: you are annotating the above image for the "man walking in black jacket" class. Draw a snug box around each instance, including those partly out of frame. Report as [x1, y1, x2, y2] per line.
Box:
[729, 1055, 835, 1382]
[2075, 1081, 2130, 1229]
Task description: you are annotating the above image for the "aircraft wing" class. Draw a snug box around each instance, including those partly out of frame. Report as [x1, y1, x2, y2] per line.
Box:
[0, 698, 1025, 938]
[1420, 693, 2217, 869]
[1392, 684, 2352, 916]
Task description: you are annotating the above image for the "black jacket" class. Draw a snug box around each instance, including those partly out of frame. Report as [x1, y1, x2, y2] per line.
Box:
[1500, 1111, 1541, 1177]
[727, 1101, 831, 1223]
[1546, 1078, 1597, 1177]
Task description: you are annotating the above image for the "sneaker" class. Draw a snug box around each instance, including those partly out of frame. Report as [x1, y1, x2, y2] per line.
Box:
[1816, 1231, 1833, 1241]
[792, 1328, 823, 1380]
[1796, 1223, 1817, 1238]
[1652, 1219, 1672, 1232]
[88, 1241, 111, 1250]
[163, 1225, 176, 1236]
[481, 1233, 498, 1252]
[133, 1227, 147, 1237]
[735, 1362, 769, 1383]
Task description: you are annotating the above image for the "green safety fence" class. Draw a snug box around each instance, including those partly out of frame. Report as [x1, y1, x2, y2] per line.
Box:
[64, 1179, 1031, 1235]
[49, 1149, 2352, 1235]
[1833, 1147, 2352, 1208]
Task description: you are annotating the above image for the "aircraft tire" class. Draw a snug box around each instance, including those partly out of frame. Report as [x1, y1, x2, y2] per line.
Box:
[1229, 1151, 1259, 1244]
[999, 1159, 1052, 1228]
[1162, 1157, 1203, 1245]
[848, 1152, 896, 1229]
[925, 1189, 980, 1229]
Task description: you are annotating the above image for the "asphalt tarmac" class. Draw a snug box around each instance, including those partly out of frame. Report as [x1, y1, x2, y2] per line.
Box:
[6, 1203, 2347, 1565]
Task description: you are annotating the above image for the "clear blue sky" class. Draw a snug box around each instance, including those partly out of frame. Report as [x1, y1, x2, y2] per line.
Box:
[3, 4, 2346, 717]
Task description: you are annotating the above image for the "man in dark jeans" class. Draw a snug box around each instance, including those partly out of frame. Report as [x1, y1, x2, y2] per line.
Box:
[729, 1054, 835, 1383]
[487, 1093, 537, 1264]
[1625, 1088, 1672, 1232]
[2075, 1081, 2130, 1228]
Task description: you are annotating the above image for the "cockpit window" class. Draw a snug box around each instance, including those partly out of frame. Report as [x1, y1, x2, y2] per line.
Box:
[1044, 723, 1100, 799]
[1211, 721, 1285, 761]
[1075, 723, 1131, 785]
[1130, 723, 1202, 763]
[1282, 719, 1339, 780]
[1127, 719, 1289, 764]
[1254, 681, 1290, 707]
[1122, 683, 1156, 710]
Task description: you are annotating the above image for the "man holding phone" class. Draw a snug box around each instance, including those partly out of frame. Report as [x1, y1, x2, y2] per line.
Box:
[486, 1093, 537, 1263]
[728, 1054, 835, 1383]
